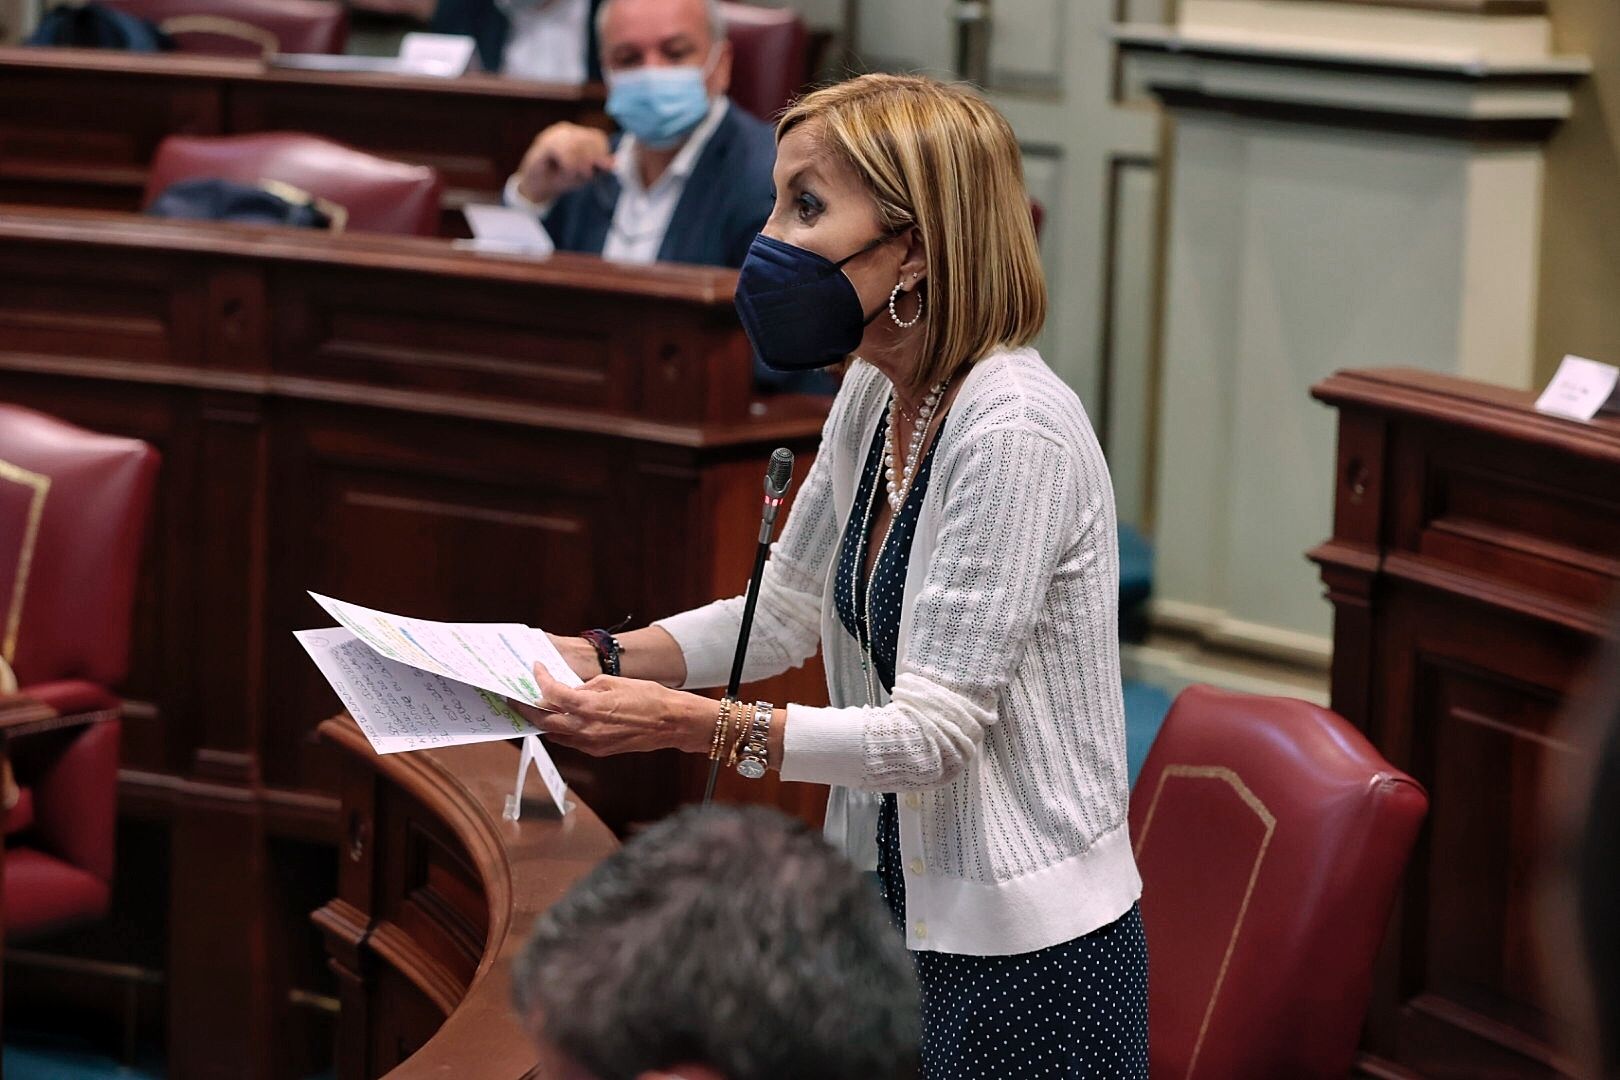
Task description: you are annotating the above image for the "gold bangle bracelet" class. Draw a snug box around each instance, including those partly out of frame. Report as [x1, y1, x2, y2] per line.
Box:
[709, 697, 733, 762]
[725, 698, 748, 768]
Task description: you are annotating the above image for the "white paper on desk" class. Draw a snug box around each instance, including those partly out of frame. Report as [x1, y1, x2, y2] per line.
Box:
[307, 592, 581, 706]
[398, 32, 477, 77]
[462, 204, 556, 257]
[296, 628, 540, 754]
[1535, 354, 1620, 421]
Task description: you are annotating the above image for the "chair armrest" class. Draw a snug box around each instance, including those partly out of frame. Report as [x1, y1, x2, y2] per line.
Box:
[0, 695, 58, 735]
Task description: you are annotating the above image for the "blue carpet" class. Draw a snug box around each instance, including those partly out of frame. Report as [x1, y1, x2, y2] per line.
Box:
[1123, 679, 1173, 786]
[3, 1040, 161, 1080]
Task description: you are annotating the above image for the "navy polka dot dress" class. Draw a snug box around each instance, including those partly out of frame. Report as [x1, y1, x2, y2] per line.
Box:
[835, 405, 1149, 1080]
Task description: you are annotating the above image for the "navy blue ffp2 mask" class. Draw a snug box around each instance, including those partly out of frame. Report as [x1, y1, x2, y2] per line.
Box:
[733, 232, 896, 372]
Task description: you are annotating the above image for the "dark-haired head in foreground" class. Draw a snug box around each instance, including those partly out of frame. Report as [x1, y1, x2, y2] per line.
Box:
[512, 804, 919, 1080]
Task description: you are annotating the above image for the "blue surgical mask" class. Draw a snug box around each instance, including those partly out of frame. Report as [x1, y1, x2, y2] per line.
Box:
[606, 58, 714, 150]
[734, 232, 898, 372]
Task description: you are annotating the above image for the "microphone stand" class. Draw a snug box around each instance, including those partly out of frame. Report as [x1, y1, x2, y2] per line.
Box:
[702, 449, 794, 805]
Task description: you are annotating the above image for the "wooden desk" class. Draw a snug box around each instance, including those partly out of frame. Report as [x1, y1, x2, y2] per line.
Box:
[0, 206, 830, 1079]
[313, 713, 617, 1079]
[0, 47, 608, 233]
[1310, 368, 1620, 1078]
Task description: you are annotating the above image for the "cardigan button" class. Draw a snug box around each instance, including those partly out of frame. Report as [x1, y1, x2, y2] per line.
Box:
[914, 921, 927, 940]
[903, 792, 921, 810]
[909, 857, 925, 875]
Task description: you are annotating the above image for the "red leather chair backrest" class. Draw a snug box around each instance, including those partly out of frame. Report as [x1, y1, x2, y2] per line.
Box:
[720, 2, 808, 122]
[143, 133, 445, 237]
[1129, 685, 1428, 1079]
[0, 405, 160, 690]
[104, 0, 347, 55]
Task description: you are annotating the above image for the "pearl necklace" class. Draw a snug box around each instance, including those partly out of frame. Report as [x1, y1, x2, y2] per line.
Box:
[884, 379, 947, 513]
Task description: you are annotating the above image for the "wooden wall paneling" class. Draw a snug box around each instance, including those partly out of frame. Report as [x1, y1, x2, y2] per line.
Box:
[0, 54, 225, 211]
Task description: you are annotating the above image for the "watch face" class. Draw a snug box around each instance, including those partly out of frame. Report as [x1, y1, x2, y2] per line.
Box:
[737, 758, 766, 780]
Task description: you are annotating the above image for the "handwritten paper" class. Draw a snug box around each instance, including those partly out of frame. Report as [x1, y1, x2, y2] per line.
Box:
[1535, 354, 1620, 422]
[308, 592, 580, 705]
[296, 628, 541, 754]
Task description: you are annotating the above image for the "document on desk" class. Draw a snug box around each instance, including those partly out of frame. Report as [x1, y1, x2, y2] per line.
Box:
[297, 593, 583, 756]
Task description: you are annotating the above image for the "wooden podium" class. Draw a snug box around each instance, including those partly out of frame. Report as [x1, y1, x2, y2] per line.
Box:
[313, 713, 618, 1079]
[1310, 368, 1620, 1078]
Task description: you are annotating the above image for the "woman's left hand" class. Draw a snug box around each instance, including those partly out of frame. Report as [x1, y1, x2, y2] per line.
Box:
[516, 662, 713, 757]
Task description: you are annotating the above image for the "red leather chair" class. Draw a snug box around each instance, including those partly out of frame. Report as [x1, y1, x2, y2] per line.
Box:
[143, 133, 445, 237]
[1129, 685, 1428, 1079]
[0, 405, 160, 942]
[720, 2, 809, 122]
[104, 0, 347, 56]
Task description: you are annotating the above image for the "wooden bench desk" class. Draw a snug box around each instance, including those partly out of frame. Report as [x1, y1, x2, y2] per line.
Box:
[0, 46, 608, 233]
[0, 206, 829, 1078]
[314, 713, 619, 1079]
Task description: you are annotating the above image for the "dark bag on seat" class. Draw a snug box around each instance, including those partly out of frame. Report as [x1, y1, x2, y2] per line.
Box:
[26, 2, 173, 50]
[146, 178, 344, 231]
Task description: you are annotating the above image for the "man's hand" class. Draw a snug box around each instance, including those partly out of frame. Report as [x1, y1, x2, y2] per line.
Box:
[515, 123, 614, 205]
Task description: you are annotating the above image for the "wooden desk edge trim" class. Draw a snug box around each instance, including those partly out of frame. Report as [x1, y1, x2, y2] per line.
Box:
[316, 715, 618, 1079]
[0, 207, 739, 305]
[0, 46, 608, 103]
[1311, 368, 1620, 462]
[0, 352, 827, 449]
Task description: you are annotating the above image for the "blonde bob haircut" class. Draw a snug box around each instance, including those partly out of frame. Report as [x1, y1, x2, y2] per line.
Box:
[777, 73, 1047, 388]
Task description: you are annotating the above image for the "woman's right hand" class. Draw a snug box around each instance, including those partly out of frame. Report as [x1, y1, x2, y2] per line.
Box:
[549, 632, 603, 682]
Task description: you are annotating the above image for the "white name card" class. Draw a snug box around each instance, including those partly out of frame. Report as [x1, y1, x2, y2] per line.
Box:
[461, 204, 556, 257]
[505, 733, 571, 820]
[1535, 354, 1620, 422]
[398, 32, 477, 77]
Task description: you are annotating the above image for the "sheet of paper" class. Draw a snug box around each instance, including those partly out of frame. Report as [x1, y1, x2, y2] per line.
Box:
[398, 31, 477, 77]
[1535, 354, 1620, 421]
[307, 592, 581, 706]
[462, 204, 556, 257]
[296, 628, 540, 754]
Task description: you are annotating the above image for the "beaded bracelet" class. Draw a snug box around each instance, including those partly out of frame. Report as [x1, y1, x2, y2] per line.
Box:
[708, 697, 734, 762]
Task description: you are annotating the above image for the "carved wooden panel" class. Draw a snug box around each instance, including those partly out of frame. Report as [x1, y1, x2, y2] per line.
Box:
[1311, 368, 1620, 1078]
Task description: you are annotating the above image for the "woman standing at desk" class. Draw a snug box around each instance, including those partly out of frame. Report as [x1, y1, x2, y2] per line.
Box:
[524, 73, 1147, 1079]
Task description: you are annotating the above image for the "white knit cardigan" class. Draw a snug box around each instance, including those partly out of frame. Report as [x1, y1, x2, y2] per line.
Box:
[656, 348, 1141, 956]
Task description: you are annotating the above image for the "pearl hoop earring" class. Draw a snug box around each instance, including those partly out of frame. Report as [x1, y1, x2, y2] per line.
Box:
[888, 278, 923, 329]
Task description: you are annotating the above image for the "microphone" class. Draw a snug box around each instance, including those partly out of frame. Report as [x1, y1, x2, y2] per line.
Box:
[703, 447, 796, 804]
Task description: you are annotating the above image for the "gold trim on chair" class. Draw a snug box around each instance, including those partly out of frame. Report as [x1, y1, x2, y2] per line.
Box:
[158, 14, 281, 57]
[1134, 764, 1277, 1079]
[0, 457, 50, 666]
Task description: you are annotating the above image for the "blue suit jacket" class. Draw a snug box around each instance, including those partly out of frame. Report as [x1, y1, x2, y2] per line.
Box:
[542, 100, 776, 270]
[431, 0, 604, 80]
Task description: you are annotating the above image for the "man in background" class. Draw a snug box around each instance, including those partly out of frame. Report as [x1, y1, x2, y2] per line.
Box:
[501, 0, 774, 271]
[512, 804, 919, 1080]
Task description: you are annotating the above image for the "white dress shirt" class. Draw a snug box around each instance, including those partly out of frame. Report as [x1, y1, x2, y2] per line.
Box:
[499, 0, 588, 83]
[503, 96, 729, 264]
